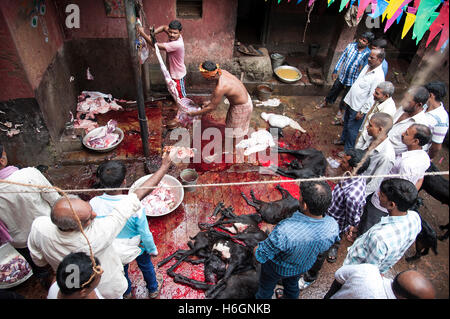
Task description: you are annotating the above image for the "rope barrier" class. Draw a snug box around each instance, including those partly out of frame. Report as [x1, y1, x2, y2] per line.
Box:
[0, 170, 448, 193]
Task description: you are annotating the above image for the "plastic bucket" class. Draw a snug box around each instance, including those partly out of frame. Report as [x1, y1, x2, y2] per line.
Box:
[256, 84, 273, 101]
[270, 53, 285, 70]
[180, 169, 199, 192]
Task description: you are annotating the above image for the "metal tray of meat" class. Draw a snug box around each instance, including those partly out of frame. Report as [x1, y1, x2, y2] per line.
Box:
[82, 126, 124, 152]
[0, 243, 33, 289]
[130, 174, 184, 217]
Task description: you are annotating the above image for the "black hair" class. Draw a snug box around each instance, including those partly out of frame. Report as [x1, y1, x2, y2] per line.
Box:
[299, 181, 332, 216]
[56, 252, 100, 295]
[361, 31, 375, 44]
[202, 61, 217, 71]
[345, 148, 370, 175]
[96, 160, 126, 188]
[379, 178, 418, 212]
[169, 20, 182, 31]
[425, 81, 447, 102]
[0, 144, 3, 155]
[411, 123, 432, 146]
[410, 86, 430, 105]
[372, 38, 387, 49]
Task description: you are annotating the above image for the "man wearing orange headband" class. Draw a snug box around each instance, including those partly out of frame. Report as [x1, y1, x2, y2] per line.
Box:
[190, 61, 253, 139]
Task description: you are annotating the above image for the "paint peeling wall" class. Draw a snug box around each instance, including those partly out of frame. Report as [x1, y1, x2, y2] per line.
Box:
[0, 0, 64, 92]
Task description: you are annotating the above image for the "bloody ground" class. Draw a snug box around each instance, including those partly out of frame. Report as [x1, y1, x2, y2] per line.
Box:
[7, 94, 449, 300]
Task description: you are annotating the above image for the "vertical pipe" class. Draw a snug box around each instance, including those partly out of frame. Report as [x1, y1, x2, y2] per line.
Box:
[124, 0, 150, 158]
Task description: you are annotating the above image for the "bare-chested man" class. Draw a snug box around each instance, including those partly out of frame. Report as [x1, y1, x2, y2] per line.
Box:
[188, 61, 253, 139]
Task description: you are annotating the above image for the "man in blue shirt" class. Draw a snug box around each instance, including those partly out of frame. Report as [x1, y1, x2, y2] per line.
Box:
[254, 181, 340, 299]
[316, 32, 374, 125]
[90, 157, 171, 299]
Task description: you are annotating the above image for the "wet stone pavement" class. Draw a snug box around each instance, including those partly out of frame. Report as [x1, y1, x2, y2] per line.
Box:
[5, 94, 449, 299]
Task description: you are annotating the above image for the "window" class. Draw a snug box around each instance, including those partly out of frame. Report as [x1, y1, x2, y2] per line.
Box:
[176, 0, 202, 19]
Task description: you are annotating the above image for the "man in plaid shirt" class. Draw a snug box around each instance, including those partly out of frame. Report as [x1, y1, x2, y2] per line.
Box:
[343, 178, 422, 274]
[316, 32, 374, 122]
[325, 149, 371, 263]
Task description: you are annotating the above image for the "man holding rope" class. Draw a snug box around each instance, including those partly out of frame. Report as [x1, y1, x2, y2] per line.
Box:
[27, 153, 172, 299]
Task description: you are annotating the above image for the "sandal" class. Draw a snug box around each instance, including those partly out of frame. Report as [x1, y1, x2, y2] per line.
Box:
[332, 118, 343, 126]
[275, 288, 284, 299]
[314, 101, 327, 110]
[327, 245, 339, 263]
[333, 139, 344, 145]
[149, 273, 164, 299]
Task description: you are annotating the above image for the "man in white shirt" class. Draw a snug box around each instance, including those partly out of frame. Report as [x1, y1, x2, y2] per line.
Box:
[355, 81, 397, 148]
[356, 112, 396, 196]
[423, 81, 449, 160]
[388, 86, 430, 156]
[28, 153, 172, 299]
[324, 264, 435, 299]
[0, 144, 60, 287]
[334, 48, 385, 151]
[355, 123, 431, 237]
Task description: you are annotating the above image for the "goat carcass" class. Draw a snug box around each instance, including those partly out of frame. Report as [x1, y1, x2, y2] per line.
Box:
[271, 147, 327, 179]
[241, 185, 299, 224]
[235, 129, 275, 156]
[260, 112, 306, 135]
[406, 198, 438, 262]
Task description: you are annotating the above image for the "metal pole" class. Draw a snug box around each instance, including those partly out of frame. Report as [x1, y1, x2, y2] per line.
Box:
[124, 0, 150, 158]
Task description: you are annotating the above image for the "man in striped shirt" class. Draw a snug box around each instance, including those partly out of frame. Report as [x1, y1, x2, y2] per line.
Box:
[423, 81, 449, 160]
[316, 32, 374, 122]
[343, 178, 422, 274]
[254, 181, 339, 299]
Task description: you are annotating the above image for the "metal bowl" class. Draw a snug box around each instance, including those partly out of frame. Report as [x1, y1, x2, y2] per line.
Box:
[273, 65, 303, 84]
[0, 243, 33, 289]
[82, 126, 124, 153]
[130, 174, 184, 217]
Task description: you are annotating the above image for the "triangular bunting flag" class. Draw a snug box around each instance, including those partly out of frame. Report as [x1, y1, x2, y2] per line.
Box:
[340, 0, 351, 11]
[369, 0, 389, 18]
[385, 0, 409, 20]
[412, 0, 441, 44]
[425, 0, 449, 51]
[402, 12, 416, 38]
[357, 0, 375, 19]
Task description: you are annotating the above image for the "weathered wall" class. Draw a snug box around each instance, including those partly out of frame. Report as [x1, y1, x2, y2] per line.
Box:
[1, 0, 64, 91]
[0, 9, 34, 101]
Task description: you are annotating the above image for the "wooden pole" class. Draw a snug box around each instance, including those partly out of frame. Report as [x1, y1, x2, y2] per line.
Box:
[124, 0, 150, 158]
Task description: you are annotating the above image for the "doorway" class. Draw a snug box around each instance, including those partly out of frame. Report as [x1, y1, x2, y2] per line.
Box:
[235, 0, 270, 45]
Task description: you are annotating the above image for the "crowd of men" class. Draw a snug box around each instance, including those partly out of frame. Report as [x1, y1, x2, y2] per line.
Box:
[0, 25, 448, 300]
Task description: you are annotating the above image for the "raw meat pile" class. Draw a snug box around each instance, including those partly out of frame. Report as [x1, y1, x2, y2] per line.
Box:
[0, 255, 31, 284]
[164, 146, 196, 161]
[73, 91, 124, 133]
[86, 120, 120, 149]
[141, 181, 177, 216]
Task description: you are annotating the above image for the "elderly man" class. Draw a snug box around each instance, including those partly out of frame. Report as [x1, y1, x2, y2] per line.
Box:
[334, 48, 386, 151]
[355, 81, 396, 148]
[0, 144, 60, 287]
[355, 123, 431, 237]
[324, 264, 435, 299]
[189, 61, 253, 139]
[28, 153, 172, 299]
[356, 112, 395, 196]
[316, 31, 374, 120]
[343, 179, 422, 274]
[388, 86, 430, 156]
[423, 81, 449, 160]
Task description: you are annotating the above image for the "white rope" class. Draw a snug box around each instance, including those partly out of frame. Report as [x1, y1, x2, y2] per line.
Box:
[0, 170, 447, 194]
